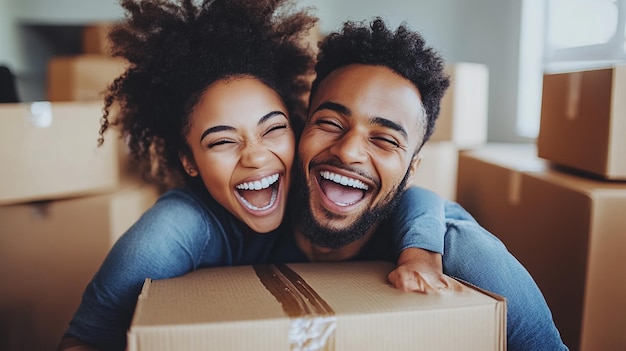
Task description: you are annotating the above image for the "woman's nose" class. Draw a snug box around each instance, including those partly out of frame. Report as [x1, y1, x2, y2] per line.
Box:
[240, 141, 271, 168]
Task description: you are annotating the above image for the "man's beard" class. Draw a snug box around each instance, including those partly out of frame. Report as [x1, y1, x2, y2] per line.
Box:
[291, 160, 411, 250]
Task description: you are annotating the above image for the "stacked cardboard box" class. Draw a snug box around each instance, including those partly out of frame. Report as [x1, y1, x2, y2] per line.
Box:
[128, 261, 506, 351]
[456, 64, 626, 351]
[411, 62, 489, 200]
[0, 101, 160, 351]
[537, 65, 626, 180]
[47, 22, 127, 102]
[0, 102, 119, 204]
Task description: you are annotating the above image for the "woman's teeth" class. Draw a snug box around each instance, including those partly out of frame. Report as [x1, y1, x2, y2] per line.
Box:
[236, 173, 279, 190]
[319, 171, 369, 190]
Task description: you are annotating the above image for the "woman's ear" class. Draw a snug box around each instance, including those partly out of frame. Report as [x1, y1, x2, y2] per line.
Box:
[179, 153, 198, 177]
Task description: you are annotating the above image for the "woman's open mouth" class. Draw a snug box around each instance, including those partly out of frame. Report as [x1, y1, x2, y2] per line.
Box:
[235, 173, 280, 211]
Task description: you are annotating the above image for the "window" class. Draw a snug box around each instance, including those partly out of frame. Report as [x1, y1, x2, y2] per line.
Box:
[517, 0, 626, 138]
[545, 0, 625, 69]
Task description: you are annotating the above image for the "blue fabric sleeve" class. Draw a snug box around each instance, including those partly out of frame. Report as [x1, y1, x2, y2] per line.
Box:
[63, 189, 220, 351]
[389, 186, 447, 256]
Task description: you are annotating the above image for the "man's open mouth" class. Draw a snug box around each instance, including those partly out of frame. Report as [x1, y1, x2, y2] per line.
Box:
[235, 173, 279, 211]
[318, 170, 369, 207]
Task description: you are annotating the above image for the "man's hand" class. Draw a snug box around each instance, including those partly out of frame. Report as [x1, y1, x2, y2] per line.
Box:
[388, 247, 463, 293]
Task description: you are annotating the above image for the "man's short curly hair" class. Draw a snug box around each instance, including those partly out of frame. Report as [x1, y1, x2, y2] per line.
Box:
[101, 0, 317, 187]
[311, 18, 450, 150]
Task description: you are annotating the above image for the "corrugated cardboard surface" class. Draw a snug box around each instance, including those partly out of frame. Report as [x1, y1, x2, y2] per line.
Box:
[457, 143, 626, 351]
[537, 65, 626, 179]
[410, 141, 459, 200]
[430, 62, 489, 148]
[0, 181, 160, 351]
[129, 261, 505, 351]
[0, 102, 120, 205]
[47, 54, 127, 101]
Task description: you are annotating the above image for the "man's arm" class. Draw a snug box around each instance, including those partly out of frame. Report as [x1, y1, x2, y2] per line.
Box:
[387, 186, 453, 292]
[389, 247, 464, 292]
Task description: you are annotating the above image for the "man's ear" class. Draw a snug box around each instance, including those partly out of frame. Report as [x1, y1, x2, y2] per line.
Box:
[179, 153, 198, 177]
[406, 154, 422, 188]
[410, 154, 422, 176]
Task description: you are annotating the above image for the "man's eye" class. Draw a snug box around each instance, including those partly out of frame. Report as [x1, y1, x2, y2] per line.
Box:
[372, 136, 400, 148]
[315, 119, 342, 130]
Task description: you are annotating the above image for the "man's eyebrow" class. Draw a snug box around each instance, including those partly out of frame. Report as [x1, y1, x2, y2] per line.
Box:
[200, 111, 287, 142]
[371, 116, 408, 141]
[311, 101, 351, 116]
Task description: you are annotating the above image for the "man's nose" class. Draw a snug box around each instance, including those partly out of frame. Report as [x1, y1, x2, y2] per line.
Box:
[329, 131, 368, 164]
[240, 141, 271, 167]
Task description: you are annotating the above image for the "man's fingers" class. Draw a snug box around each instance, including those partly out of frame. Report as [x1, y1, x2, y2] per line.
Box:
[388, 266, 463, 293]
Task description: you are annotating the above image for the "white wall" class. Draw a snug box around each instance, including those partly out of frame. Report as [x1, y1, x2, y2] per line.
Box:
[3, 0, 531, 142]
[14, 0, 122, 24]
[310, 0, 529, 143]
[0, 0, 17, 68]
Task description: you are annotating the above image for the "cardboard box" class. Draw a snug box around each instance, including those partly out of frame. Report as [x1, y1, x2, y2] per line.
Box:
[410, 141, 460, 200]
[430, 62, 489, 148]
[456, 143, 626, 351]
[83, 23, 114, 55]
[47, 54, 127, 101]
[537, 65, 626, 179]
[0, 182, 160, 351]
[128, 261, 506, 351]
[0, 102, 121, 205]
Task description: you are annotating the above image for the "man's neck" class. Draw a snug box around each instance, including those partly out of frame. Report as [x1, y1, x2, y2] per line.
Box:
[293, 225, 379, 262]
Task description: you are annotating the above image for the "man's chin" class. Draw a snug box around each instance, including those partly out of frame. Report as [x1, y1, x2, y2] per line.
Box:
[297, 203, 378, 249]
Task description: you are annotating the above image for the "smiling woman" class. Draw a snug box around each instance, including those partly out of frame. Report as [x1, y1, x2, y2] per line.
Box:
[57, 0, 317, 350]
[180, 76, 295, 233]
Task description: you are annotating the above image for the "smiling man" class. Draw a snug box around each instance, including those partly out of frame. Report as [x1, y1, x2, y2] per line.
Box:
[283, 18, 569, 351]
[294, 63, 424, 258]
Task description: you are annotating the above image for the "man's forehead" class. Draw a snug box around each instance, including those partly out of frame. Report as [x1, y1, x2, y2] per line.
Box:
[311, 65, 424, 119]
[312, 64, 422, 105]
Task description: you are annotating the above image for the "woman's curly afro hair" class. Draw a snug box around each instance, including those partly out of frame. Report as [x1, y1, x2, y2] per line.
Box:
[100, 0, 317, 187]
[311, 18, 450, 150]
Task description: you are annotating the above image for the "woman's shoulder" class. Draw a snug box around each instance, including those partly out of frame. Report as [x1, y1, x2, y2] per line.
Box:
[149, 185, 235, 231]
[155, 186, 216, 213]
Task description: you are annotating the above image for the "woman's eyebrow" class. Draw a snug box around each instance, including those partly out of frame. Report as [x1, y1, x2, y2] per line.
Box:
[258, 110, 287, 125]
[200, 125, 235, 142]
[200, 111, 287, 142]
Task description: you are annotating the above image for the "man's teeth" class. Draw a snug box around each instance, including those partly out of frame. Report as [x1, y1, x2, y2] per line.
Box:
[236, 174, 279, 190]
[319, 171, 369, 190]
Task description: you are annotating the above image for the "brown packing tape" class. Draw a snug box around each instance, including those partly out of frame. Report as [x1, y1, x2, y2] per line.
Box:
[508, 171, 522, 206]
[254, 264, 337, 351]
[566, 71, 583, 120]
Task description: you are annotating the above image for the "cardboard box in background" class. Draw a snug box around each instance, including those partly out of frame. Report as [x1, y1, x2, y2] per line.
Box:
[0, 102, 121, 205]
[47, 54, 127, 102]
[0, 181, 160, 351]
[83, 22, 115, 55]
[430, 62, 489, 148]
[128, 261, 505, 351]
[537, 65, 626, 179]
[456, 143, 626, 351]
[410, 141, 459, 200]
